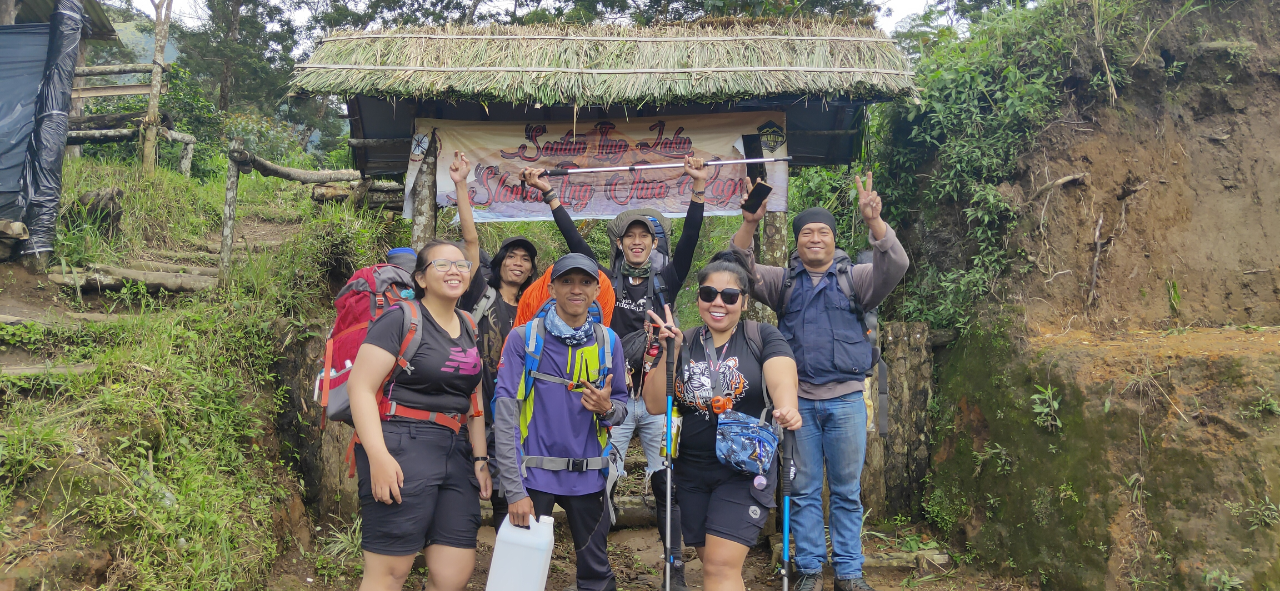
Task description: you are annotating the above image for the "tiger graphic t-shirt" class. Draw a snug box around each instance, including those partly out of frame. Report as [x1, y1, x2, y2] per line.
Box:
[673, 322, 793, 465]
[363, 301, 483, 416]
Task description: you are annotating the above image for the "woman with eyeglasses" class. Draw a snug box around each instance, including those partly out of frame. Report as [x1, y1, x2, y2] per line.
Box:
[642, 249, 802, 591]
[344, 241, 493, 591]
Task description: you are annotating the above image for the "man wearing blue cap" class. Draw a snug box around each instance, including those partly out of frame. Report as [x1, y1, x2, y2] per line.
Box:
[731, 174, 909, 591]
[493, 253, 629, 591]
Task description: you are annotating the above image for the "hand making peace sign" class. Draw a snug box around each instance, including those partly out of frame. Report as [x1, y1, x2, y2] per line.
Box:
[854, 172, 889, 240]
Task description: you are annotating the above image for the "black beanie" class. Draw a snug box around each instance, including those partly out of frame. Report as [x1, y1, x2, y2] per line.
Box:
[792, 207, 838, 238]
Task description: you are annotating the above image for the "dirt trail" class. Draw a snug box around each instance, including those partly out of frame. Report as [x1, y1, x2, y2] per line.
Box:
[267, 525, 1031, 591]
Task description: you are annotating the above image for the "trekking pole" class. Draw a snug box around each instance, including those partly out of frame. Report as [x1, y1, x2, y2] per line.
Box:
[658, 295, 675, 591]
[781, 429, 796, 591]
[537, 156, 792, 178]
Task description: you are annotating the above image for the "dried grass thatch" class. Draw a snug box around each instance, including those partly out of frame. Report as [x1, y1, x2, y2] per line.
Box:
[292, 20, 913, 107]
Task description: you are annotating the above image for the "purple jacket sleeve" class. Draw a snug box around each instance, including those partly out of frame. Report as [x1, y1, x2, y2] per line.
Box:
[492, 328, 528, 502]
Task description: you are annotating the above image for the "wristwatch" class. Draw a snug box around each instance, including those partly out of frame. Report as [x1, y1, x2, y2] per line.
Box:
[472, 456, 490, 463]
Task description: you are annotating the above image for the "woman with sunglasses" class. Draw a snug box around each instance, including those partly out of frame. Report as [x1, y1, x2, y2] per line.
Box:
[642, 249, 802, 591]
[345, 241, 493, 591]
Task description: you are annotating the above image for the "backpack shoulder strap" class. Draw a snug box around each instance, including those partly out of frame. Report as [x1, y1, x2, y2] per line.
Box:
[388, 301, 424, 383]
[471, 286, 498, 321]
[778, 267, 797, 315]
[593, 324, 613, 373]
[458, 309, 478, 340]
[835, 262, 869, 332]
[743, 320, 764, 361]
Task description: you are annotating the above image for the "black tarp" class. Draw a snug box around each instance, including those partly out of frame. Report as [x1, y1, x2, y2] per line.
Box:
[0, 24, 53, 222]
[20, 0, 82, 255]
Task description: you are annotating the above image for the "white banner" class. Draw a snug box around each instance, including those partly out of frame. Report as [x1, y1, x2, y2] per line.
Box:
[413, 112, 788, 221]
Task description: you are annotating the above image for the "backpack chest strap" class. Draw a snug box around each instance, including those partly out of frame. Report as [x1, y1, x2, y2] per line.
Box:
[520, 455, 607, 477]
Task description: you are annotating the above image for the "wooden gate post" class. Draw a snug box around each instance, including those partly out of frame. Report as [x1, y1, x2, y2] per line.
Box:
[409, 131, 440, 251]
[883, 322, 932, 519]
[861, 354, 887, 522]
[219, 138, 243, 288]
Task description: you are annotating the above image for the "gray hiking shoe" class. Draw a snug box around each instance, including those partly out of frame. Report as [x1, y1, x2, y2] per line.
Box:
[794, 572, 823, 591]
[835, 577, 877, 591]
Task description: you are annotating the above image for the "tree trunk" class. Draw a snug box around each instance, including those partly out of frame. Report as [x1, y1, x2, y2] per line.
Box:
[410, 132, 440, 250]
[220, 139, 243, 288]
[66, 39, 88, 160]
[218, 0, 244, 112]
[882, 322, 932, 520]
[142, 0, 174, 176]
[0, 0, 15, 26]
[465, 0, 482, 23]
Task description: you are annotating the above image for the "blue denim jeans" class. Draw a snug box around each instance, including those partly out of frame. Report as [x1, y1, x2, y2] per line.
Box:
[608, 397, 666, 477]
[791, 391, 867, 580]
[609, 396, 683, 552]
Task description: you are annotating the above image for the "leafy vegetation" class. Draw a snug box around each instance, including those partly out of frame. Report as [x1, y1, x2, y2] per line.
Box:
[0, 160, 404, 588]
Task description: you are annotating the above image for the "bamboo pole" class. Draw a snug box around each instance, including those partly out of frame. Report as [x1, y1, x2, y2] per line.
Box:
[74, 63, 158, 76]
[409, 131, 440, 250]
[219, 139, 242, 288]
[142, 0, 174, 176]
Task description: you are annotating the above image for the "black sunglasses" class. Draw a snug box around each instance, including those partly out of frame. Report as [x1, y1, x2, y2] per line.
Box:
[698, 286, 742, 306]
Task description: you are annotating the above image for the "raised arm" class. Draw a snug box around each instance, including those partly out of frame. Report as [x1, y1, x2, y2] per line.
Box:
[849, 173, 908, 310]
[522, 167, 597, 262]
[641, 307, 683, 416]
[731, 177, 766, 251]
[668, 156, 708, 287]
[450, 151, 481, 268]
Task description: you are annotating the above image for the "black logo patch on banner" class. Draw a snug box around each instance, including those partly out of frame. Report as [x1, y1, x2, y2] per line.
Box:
[757, 121, 786, 153]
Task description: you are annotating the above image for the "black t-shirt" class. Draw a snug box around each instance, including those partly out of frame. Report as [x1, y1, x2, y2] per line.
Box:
[674, 322, 793, 465]
[459, 274, 517, 423]
[611, 270, 678, 338]
[363, 301, 482, 415]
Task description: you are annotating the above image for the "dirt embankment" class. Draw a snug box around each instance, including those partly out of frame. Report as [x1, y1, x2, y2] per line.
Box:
[997, 3, 1280, 333]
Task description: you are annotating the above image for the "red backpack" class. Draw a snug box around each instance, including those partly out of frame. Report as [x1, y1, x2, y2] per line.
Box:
[316, 263, 485, 478]
[317, 263, 418, 426]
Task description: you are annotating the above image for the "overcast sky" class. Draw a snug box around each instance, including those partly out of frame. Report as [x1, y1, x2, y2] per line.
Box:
[138, 0, 929, 32]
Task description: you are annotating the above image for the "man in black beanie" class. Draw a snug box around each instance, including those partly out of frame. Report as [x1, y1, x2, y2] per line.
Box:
[730, 174, 909, 591]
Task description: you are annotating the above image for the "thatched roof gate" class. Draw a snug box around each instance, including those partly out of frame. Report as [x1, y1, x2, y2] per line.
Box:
[292, 21, 913, 175]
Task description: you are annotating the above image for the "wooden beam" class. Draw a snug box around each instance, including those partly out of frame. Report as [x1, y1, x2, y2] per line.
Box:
[348, 137, 412, 148]
[229, 149, 363, 184]
[71, 83, 166, 100]
[159, 128, 196, 144]
[67, 129, 138, 145]
[69, 110, 172, 131]
[74, 63, 155, 76]
[2, 363, 98, 377]
[220, 139, 242, 288]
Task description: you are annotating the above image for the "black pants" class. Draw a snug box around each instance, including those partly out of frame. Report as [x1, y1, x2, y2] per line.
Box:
[528, 488, 616, 591]
[485, 426, 510, 532]
[650, 468, 683, 559]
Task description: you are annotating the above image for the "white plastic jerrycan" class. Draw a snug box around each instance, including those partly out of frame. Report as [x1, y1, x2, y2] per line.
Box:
[485, 514, 555, 591]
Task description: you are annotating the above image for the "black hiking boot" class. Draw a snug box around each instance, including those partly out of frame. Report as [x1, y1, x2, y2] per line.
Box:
[670, 559, 690, 591]
[794, 571, 823, 591]
[835, 577, 877, 591]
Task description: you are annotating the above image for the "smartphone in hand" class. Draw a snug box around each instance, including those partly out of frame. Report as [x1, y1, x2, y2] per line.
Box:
[741, 181, 773, 214]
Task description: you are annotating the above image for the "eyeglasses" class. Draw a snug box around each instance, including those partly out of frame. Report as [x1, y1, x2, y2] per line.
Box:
[428, 259, 474, 272]
[698, 286, 742, 306]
